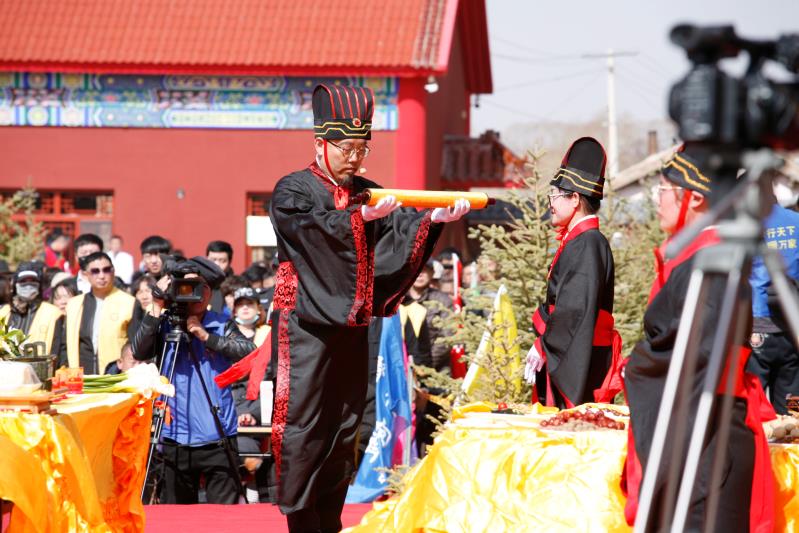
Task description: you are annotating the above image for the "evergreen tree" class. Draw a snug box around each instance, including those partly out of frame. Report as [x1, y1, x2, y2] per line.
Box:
[0, 188, 44, 268]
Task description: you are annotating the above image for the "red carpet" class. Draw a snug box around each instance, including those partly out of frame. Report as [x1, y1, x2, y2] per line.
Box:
[144, 503, 372, 532]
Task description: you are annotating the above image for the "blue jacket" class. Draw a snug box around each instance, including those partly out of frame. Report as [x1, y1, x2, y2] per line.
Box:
[751, 205, 799, 318]
[132, 310, 255, 446]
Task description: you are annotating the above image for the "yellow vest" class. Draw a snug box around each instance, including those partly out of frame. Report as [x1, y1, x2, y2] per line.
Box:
[65, 288, 136, 372]
[0, 301, 62, 355]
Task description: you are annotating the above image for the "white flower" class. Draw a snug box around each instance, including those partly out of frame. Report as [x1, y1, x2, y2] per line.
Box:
[118, 363, 175, 398]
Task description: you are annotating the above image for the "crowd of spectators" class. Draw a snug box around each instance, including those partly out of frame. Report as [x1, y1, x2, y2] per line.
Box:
[0, 230, 481, 504]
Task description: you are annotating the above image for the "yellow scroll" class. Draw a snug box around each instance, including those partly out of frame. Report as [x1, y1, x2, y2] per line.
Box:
[357, 188, 494, 209]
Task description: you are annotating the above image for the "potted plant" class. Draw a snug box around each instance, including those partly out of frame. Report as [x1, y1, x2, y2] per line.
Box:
[0, 317, 56, 384]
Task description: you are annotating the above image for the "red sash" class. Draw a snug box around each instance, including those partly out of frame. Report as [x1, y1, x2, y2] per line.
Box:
[648, 227, 721, 303]
[548, 216, 599, 279]
[531, 305, 623, 407]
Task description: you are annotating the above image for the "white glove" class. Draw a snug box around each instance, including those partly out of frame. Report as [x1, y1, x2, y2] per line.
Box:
[523, 344, 544, 384]
[361, 195, 401, 222]
[431, 198, 471, 223]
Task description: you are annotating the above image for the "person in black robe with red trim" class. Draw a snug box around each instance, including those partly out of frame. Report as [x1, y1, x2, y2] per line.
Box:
[524, 137, 622, 408]
[622, 147, 776, 532]
[268, 83, 470, 533]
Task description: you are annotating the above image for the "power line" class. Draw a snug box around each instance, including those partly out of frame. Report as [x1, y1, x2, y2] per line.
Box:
[641, 53, 673, 75]
[623, 59, 666, 89]
[491, 36, 558, 58]
[632, 56, 668, 79]
[540, 71, 605, 118]
[491, 52, 590, 65]
[616, 69, 661, 99]
[616, 71, 665, 113]
[495, 68, 605, 92]
[479, 99, 547, 121]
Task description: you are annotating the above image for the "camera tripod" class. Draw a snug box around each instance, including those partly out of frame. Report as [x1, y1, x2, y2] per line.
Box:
[634, 149, 799, 532]
[141, 314, 247, 504]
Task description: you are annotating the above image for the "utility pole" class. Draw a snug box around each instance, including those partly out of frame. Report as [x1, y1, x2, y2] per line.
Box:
[582, 49, 637, 181]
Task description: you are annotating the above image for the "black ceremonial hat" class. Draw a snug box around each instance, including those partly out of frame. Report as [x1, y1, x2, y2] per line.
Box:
[313, 84, 374, 140]
[550, 137, 607, 200]
[661, 145, 714, 196]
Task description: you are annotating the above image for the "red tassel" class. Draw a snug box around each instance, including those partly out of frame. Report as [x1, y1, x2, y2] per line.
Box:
[214, 334, 274, 401]
[246, 331, 272, 400]
[215, 343, 263, 388]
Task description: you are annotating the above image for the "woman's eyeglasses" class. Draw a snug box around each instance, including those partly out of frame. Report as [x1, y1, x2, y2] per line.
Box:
[547, 192, 574, 204]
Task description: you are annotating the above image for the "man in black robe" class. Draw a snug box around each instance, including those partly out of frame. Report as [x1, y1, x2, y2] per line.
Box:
[269, 83, 470, 532]
[623, 148, 775, 531]
[524, 137, 621, 408]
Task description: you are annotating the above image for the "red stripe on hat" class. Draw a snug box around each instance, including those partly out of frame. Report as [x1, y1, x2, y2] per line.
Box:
[353, 86, 362, 118]
[322, 84, 336, 119]
[343, 87, 354, 117]
[333, 85, 346, 118]
[357, 87, 368, 117]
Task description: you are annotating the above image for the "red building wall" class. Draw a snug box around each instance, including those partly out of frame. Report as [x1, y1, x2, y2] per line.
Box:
[0, 127, 398, 272]
[423, 22, 471, 254]
[426, 23, 470, 192]
[0, 20, 474, 271]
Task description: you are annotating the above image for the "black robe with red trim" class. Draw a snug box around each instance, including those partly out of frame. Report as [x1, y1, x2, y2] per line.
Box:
[624, 231, 774, 532]
[534, 227, 615, 407]
[268, 163, 442, 518]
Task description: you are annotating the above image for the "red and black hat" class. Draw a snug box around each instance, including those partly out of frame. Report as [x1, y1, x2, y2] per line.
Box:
[661, 145, 714, 195]
[551, 137, 607, 200]
[313, 84, 374, 140]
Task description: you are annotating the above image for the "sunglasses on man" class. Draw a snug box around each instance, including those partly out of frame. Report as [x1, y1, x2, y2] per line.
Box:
[88, 266, 114, 276]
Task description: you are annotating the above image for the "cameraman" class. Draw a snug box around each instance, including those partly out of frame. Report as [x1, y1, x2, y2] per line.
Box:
[131, 257, 255, 504]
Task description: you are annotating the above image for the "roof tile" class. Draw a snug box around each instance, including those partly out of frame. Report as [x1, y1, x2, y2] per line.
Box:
[0, 0, 452, 73]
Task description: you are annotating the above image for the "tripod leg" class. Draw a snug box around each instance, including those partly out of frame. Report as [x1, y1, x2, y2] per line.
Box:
[634, 268, 711, 533]
[671, 263, 746, 532]
[141, 337, 179, 503]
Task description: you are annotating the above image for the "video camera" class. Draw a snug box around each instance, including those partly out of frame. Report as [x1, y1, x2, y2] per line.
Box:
[151, 257, 206, 325]
[669, 24, 799, 153]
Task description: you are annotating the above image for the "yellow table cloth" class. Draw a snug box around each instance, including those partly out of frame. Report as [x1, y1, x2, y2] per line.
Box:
[0, 393, 152, 533]
[347, 415, 799, 533]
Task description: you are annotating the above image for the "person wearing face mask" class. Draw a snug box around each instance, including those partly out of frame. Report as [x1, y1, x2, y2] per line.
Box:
[523, 137, 622, 409]
[0, 262, 64, 356]
[231, 287, 269, 346]
[229, 286, 271, 499]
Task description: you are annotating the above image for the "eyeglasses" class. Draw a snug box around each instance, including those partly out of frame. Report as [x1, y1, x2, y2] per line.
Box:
[88, 266, 114, 276]
[327, 140, 370, 160]
[651, 184, 684, 201]
[547, 192, 574, 204]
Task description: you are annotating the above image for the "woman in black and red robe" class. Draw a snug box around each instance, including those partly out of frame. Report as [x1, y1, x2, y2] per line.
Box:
[525, 137, 623, 409]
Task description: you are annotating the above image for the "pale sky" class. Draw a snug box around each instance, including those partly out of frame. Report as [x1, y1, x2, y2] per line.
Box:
[471, 0, 799, 136]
